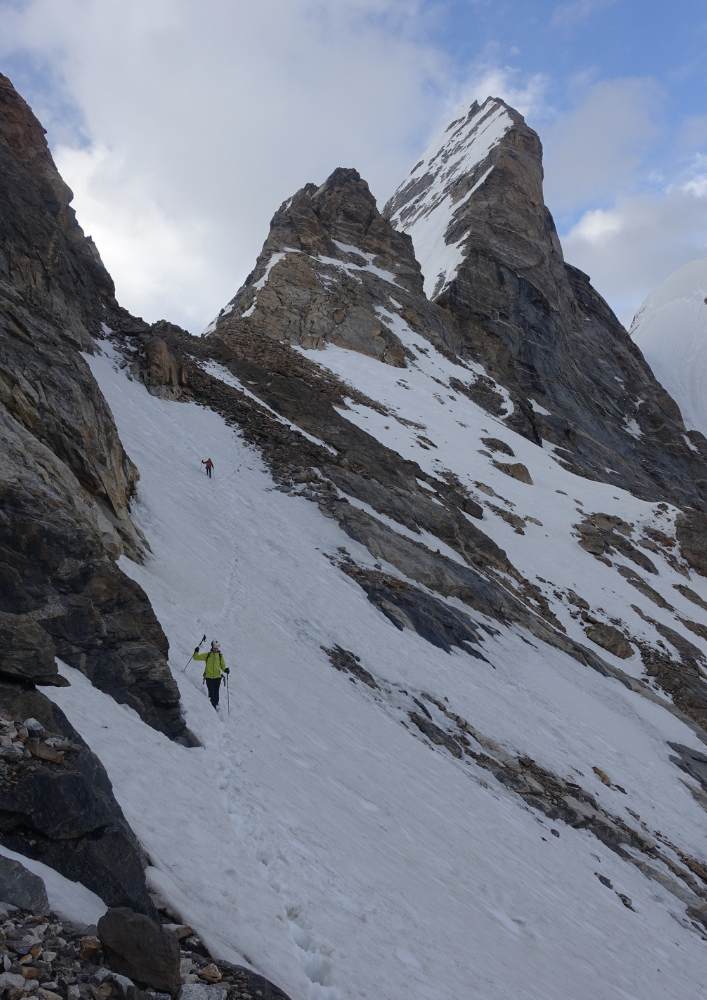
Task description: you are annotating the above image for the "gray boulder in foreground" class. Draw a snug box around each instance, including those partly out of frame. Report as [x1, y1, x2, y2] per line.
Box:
[98, 907, 181, 995]
[0, 854, 49, 914]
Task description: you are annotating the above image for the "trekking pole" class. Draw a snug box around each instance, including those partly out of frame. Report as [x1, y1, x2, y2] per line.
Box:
[226, 673, 230, 715]
[183, 634, 207, 673]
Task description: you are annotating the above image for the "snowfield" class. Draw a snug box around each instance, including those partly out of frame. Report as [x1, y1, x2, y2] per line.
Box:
[41, 341, 707, 1000]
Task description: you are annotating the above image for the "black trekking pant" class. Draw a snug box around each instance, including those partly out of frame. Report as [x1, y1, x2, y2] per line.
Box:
[205, 676, 221, 708]
[206, 466, 212, 478]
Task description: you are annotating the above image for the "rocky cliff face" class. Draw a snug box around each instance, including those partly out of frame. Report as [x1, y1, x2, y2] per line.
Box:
[0, 74, 194, 911]
[0, 73, 190, 741]
[385, 97, 707, 508]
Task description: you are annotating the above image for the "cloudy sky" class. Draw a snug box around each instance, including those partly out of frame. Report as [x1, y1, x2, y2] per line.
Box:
[2, 0, 706, 331]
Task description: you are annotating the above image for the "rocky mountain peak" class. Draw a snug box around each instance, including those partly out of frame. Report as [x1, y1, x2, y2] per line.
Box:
[259, 165, 420, 284]
[386, 95, 707, 508]
[208, 165, 452, 363]
[384, 96, 558, 304]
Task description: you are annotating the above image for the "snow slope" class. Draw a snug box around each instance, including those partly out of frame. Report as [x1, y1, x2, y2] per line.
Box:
[631, 259, 707, 436]
[44, 341, 707, 1000]
[297, 308, 707, 674]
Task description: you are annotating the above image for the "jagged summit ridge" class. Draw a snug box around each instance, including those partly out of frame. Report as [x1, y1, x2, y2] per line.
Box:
[208, 165, 454, 363]
[385, 97, 517, 300]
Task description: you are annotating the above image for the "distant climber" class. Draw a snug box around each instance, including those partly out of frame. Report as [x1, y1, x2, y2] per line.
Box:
[193, 640, 229, 709]
[201, 457, 214, 479]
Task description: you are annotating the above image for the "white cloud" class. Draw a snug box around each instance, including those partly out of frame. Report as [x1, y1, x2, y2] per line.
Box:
[567, 207, 622, 242]
[563, 168, 707, 326]
[55, 144, 215, 328]
[542, 77, 663, 216]
[460, 65, 550, 121]
[550, 0, 616, 29]
[1, 0, 451, 330]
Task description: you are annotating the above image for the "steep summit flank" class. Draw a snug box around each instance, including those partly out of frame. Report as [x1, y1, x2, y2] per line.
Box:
[631, 258, 707, 439]
[386, 98, 520, 301]
[386, 98, 707, 509]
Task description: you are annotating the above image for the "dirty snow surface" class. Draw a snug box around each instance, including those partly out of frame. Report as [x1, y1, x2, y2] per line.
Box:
[632, 258, 707, 437]
[49, 341, 707, 1000]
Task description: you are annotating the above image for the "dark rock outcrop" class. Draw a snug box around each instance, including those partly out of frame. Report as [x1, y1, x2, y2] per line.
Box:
[144, 335, 189, 398]
[584, 623, 633, 659]
[0, 855, 49, 914]
[0, 684, 153, 913]
[0, 619, 63, 687]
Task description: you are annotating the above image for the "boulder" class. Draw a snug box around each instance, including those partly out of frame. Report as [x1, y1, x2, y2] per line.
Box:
[98, 909, 180, 995]
[145, 338, 188, 397]
[164, 924, 193, 942]
[79, 936, 102, 962]
[493, 461, 533, 485]
[0, 620, 61, 686]
[0, 973, 26, 992]
[196, 965, 221, 984]
[481, 436, 515, 457]
[584, 623, 633, 659]
[0, 855, 49, 913]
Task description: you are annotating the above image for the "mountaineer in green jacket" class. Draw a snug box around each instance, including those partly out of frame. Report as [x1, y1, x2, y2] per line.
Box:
[193, 640, 230, 709]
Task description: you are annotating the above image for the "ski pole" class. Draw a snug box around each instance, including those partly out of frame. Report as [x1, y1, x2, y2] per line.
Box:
[183, 633, 207, 672]
[226, 673, 230, 715]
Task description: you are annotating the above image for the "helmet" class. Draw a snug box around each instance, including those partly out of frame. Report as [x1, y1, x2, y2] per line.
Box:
[211, 640, 221, 651]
